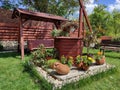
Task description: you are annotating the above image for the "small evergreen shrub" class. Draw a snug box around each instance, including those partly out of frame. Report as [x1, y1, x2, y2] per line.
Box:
[0, 44, 3, 51]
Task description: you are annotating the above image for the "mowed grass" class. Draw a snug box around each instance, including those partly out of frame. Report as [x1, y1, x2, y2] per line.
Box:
[0, 49, 120, 90]
[77, 48, 120, 90]
[0, 52, 40, 90]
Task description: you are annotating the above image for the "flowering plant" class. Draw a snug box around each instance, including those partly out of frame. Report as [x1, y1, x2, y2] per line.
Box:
[60, 55, 74, 67]
[82, 56, 93, 66]
[95, 51, 104, 60]
[87, 57, 95, 63]
[67, 56, 74, 67]
[61, 55, 67, 64]
[75, 55, 82, 64]
[95, 51, 106, 65]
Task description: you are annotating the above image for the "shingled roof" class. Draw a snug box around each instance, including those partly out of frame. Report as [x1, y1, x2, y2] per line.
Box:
[12, 8, 67, 22]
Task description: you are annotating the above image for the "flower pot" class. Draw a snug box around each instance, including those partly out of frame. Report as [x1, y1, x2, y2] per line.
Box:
[82, 64, 89, 71]
[76, 62, 83, 69]
[96, 56, 105, 65]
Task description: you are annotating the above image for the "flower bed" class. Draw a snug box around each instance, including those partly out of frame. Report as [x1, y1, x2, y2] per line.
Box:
[30, 44, 115, 89]
[36, 64, 115, 89]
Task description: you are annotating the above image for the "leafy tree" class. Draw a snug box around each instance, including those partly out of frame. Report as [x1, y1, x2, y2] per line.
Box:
[0, 0, 19, 9]
[20, 0, 79, 17]
[19, 0, 95, 17]
[0, 0, 96, 17]
[107, 9, 120, 37]
[89, 5, 110, 37]
[89, 5, 120, 38]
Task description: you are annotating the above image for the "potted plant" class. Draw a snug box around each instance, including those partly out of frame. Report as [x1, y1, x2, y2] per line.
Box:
[45, 49, 54, 60]
[51, 29, 64, 37]
[51, 21, 78, 38]
[60, 55, 67, 64]
[67, 56, 74, 67]
[87, 56, 96, 64]
[60, 55, 74, 67]
[84, 30, 99, 56]
[95, 51, 105, 65]
[82, 56, 93, 71]
[75, 55, 83, 69]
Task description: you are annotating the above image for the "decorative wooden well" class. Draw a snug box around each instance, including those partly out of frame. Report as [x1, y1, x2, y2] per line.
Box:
[54, 0, 92, 59]
[54, 37, 83, 59]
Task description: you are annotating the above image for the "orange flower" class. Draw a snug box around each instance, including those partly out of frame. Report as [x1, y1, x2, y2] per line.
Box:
[97, 52, 102, 55]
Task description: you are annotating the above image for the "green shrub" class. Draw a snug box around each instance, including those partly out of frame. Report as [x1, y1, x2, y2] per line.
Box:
[60, 55, 67, 64]
[46, 49, 55, 58]
[112, 37, 120, 42]
[51, 29, 69, 37]
[31, 44, 47, 67]
[51, 29, 62, 37]
[46, 59, 59, 68]
[0, 44, 3, 51]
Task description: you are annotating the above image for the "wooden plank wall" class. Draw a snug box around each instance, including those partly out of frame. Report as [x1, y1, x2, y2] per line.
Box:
[0, 23, 19, 40]
[0, 8, 54, 41]
[23, 21, 54, 40]
[0, 8, 80, 41]
[0, 22, 54, 41]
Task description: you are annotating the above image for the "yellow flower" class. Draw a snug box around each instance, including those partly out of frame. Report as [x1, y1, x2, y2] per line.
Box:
[69, 56, 73, 60]
[97, 52, 102, 55]
[88, 57, 95, 63]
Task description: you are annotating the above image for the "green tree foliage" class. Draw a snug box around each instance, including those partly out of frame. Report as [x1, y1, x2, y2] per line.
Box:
[89, 5, 110, 37]
[20, 0, 97, 17]
[0, 0, 93, 17]
[89, 5, 120, 37]
[0, 0, 19, 9]
[107, 9, 120, 37]
[20, 0, 79, 17]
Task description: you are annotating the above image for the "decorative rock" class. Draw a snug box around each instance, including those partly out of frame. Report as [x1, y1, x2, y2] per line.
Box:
[0, 41, 28, 50]
[53, 62, 70, 75]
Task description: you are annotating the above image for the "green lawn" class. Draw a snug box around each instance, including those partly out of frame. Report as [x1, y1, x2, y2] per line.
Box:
[0, 52, 40, 90]
[0, 49, 120, 90]
[76, 49, 120, 90]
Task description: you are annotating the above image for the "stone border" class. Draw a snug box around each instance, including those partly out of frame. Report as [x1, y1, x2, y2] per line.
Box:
[0, 41, 28, 50]
[36, 63, 115, 89]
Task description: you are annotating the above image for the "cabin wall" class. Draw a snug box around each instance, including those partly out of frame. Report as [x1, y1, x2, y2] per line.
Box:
[0, 8, 54, 50]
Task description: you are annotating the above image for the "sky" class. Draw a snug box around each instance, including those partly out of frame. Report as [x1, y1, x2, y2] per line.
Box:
[72, 0, 120, 19]
[86, 0, 120, 14]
